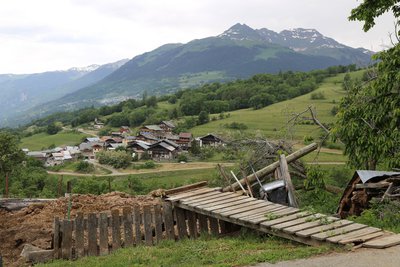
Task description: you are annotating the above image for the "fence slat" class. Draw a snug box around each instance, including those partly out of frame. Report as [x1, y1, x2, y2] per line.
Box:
[209, 217, 219, 235]
[198, 214, 209, 234]
[75, 212, 84, 258]
[162, 202, 175, 240]
[143, 205, 153, 245]
[154, 204, 163, 243]
[61, 220, 72, 259]
[187, 211, 198, 239]
[53, 217, 61, 259]
[99, 213, 109, 255]
[175, 207, 188, 239]
[133, 205, 142, 245]
[123, 207, 134, 247]
[111, 209, 121, 250]
[88, 213, 98, 256]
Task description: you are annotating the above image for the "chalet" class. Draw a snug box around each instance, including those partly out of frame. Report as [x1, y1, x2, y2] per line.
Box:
[79, 142, 104, 159]
[26, 151, 49, 163]
[119, 126, 131, 134]
[106, 143, 126, 151]
[123, 136, 136, 145]
[83, 137, 100, 143]
[101, 136, 123, 146]
[94, 118, 104, 129]
[147, 141, 178, 161]
[127, 140, 150, 159]
[64, 146, 81, 159]
[136, 133, 159, 144]
[111, 132, 123, 137]
[139, 125, 164, 138]
[159, 120, 176, 133]
[198, 134, 225, 147]
[176, 132, 192, 150]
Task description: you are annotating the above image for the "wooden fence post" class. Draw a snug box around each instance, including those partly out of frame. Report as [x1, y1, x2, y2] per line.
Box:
[53, 217, 61, 259]
[88, 213, 98, 256]
[198, 214, 209, 234]
[162, 202, 175, 240]
[133, 205, 142, 245]
[209, 217, 219, 235]
[143, 205, 153, 245]
[111, 209, 121, 250]
[154, 204, 163, 243]
[99, 212, 109, 255]
[61, 220, 72, 259]
[75, 212, 84, 258]
[175, 207, 188, 239]
[123, 207, 134, 247]
[187, 211, 198, 239]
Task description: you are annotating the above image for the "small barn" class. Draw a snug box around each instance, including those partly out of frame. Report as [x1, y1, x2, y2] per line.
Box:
[148, 141, 178, 160]
[199, 134, 225, 147]
[338, 170, 400, 218]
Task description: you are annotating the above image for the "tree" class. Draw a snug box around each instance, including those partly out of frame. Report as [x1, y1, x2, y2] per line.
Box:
[46, 123, 61, 135]
[0, 131, 25, 197]
[334, 2, 400, 169]
[198, 111, 210, 125]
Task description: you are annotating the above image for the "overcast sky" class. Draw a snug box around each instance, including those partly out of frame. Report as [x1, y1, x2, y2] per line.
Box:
[0, 0, 395, 74]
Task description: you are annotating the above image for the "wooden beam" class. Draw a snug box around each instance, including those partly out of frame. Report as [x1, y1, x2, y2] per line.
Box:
[223, 143, 318, 192]
[279, 155, 299, 208]
[164, 181, 208, 195]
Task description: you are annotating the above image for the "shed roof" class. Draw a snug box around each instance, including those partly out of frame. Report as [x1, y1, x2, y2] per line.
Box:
[356, 170, 400, 183]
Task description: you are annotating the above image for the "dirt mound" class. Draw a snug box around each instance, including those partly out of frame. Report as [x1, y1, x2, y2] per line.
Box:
[0, 192, 158, 266]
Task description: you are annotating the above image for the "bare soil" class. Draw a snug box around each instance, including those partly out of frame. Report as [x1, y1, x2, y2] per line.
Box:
[0, 192, 158, 266]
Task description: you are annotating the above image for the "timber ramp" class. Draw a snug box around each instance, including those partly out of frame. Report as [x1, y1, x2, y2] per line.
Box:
[166, 187, 400, 249]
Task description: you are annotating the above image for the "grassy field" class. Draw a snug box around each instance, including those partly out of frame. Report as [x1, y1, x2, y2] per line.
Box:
[21, 131, 88, 150]
[191, 71, 363, 140]
[39, 233, 338, 267]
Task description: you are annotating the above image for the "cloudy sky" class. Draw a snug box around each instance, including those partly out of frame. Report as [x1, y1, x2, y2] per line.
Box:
[0, 0, 395, 74]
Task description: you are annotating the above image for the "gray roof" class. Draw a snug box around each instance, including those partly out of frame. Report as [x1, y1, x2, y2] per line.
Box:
[144, 125, 162, 131]
[356, 170, 400, 183]
[85, 137, 100, 143]
[162, 120, 176, 128]
[27, 152, 47, 157]
[261, 180, 285, 192]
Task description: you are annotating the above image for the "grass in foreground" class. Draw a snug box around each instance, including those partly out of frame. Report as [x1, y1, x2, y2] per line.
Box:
[39, 233, 338, 267]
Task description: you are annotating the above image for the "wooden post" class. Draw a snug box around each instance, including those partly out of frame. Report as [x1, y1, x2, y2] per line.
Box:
[99, 213, 109, 255]
[241, 168, 254, 198]
[223, 142, 318, 192]
[217, 164, 235, 193]
[5, 173, 9, 198]
[53, 217, 61, 259]
[75, 212, 84, 258]
[209, 217, 219, 235]
[198, 214, 209, 234]
[175, 207, 188, 239]
[58, 175, 63, 197]
[143, 205, 153, 245]
[279, 155, 299, 208]
[111, 209, 121, 250]
[154, 204, 163, 243]
[87, 213, 98, 256]
[61, 220, 72, 259]
[123, 207, 134, 247]
[187, 211, 198, 239]
[162, 202, 175, 240]
[133, 205, 142, 245]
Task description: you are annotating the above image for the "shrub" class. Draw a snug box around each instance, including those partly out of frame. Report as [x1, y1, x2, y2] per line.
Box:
[177, 154, 188, 162]
[310, 92, 326, 100]
[75, 161, 95, 173]
[97, 151, 132, 169]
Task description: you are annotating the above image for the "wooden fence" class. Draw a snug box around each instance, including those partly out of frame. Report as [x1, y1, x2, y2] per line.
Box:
[53, 201, 239, 260]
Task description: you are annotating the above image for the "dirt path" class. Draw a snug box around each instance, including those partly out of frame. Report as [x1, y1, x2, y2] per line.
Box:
[253, 246, 400, 267]
[47, 162, 234, 177]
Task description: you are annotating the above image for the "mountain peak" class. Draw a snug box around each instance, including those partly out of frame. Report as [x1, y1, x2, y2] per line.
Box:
[218, 23, 262, 41]
[68, 64, 100, 72]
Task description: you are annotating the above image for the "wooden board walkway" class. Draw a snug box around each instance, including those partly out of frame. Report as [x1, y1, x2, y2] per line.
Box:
[166, 187, 400, 249]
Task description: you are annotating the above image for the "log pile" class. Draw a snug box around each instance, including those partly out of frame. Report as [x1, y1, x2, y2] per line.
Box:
[338, 171, 400, 218]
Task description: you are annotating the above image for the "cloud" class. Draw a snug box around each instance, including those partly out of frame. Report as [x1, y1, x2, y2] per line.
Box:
[0, 0, 395, 73]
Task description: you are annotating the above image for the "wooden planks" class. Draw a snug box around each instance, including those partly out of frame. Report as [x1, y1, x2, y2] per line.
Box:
[87, 214, 97, 256]
[311, 223, 368, 241]
[327, 227, 382, 244]
[167, 188, 217, 201]
[363, 234, 400, 248]
[99, 213, 109, 255]
[283, 217, 339, 234]
[271, 214, 325, 231]
[296, 220, 353, 238]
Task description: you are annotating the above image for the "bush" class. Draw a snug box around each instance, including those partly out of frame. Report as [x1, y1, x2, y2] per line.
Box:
[97, 151, 132, 169]
[132, 161, 157, 170]
[224, 122, 248, 131]
[177, 154, 188, 162]
[310, 92, 325, 100]
[75, 161, 95, 173]
[303, 135, 314, 145]
[330, 105, 339, 116]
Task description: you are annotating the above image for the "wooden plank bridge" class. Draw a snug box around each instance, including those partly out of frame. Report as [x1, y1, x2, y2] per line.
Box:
[167, 187, 400, 249]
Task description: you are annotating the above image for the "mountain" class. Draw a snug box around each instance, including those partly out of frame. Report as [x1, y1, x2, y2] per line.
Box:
[0, 59, 128, 127]
[6, 23, 373, 127]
